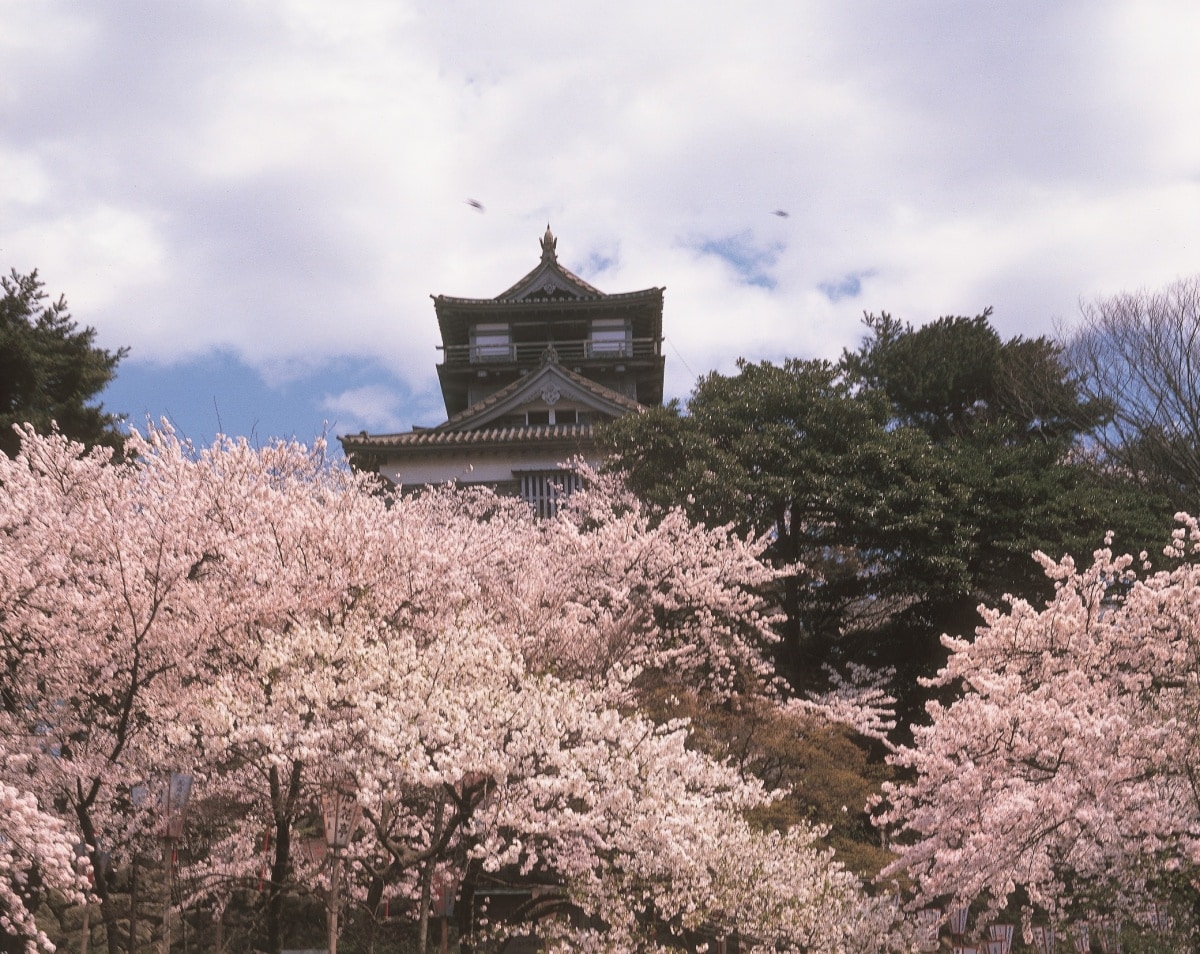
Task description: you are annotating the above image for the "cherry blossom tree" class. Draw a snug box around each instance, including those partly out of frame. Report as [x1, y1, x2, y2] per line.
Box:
[185, 608, 899, 954]
[0, 425, 387, 952]
[0, 426, 228, 954]
[0, 425, 902, 954]
[175, 472, 885, 952]
[877, 516, 1200, 946]
[0, 782, 85, 954]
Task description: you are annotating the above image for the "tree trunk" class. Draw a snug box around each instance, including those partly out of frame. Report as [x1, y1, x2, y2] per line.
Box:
[265, 762, 303, 954]
[76, 802, 124, 954]
[417, 799, 446, 953]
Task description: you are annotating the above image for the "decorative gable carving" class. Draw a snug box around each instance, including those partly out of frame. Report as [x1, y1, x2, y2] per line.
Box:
[520, 267, 586, 300]
[438, 359, 639, 432]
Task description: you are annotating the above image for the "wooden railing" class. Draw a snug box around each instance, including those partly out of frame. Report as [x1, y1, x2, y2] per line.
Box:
[440, 337, 661, 365]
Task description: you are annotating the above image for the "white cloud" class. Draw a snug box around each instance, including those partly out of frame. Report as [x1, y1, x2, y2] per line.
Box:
[321, 384, 418, 435]
[3, 0, 1199, 439]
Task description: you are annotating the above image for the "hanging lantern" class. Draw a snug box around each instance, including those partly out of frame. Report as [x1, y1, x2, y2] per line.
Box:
[163, 772, 193, 840]
[322, 784, 362, 850]
[950, 904, 970, 938]
[1031, 925, 1055, 954]
[300, 837, 328, 867]
[431, 870, 459, 919]
[989, 923, 1014, 954]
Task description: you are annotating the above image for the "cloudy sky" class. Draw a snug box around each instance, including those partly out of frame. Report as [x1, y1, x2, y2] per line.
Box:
[4, 1, 1198, 453]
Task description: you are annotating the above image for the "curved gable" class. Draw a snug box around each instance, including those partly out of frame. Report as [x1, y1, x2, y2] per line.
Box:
[494, 226, 605, 300]
[436, 357, 642, 432]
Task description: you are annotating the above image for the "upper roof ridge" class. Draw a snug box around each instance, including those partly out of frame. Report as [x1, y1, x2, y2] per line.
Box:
[494, 228, 605, 301]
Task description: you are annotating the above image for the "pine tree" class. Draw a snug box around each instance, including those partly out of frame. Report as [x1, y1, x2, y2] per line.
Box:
[0, 268, 128, 458]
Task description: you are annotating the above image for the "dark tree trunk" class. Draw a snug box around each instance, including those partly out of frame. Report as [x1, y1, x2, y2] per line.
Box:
[264, 762, 303, 954]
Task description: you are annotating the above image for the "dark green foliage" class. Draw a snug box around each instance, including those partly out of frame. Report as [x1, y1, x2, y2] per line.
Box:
[602, 358, 960, 701]
[842, 312, 1166, 715]
[0, 268, 128, 458]
[842, 309, 1108, 445]
[602, 311, 1168, 727]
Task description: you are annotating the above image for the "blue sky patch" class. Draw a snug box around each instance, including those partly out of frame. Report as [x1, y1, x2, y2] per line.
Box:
[695, 233, 781, 290]
[100, 353, 439, 459]
[582, 251, 618, 277]
[819, 270, 876, 302]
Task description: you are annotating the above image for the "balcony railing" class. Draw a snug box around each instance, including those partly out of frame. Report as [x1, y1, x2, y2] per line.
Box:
[441, 337, 662, 366]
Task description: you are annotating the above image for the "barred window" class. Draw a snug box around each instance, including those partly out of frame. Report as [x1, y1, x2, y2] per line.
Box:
[518, 470, 583, 518]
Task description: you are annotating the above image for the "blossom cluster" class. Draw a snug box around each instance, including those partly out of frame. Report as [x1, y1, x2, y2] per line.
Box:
[878, 516, 1200, 932]
[0, 426, 897, 953]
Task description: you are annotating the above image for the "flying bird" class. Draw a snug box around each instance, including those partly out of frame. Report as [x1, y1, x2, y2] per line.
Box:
[466, 198, 486, 212]
[772, 209, 790, 218]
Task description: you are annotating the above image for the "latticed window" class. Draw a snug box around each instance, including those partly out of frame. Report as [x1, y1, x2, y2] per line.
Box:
[518, 469, 583, 518]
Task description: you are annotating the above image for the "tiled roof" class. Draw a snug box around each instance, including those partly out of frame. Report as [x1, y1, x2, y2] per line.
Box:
[496, 226, 604, 299]
[433, 287, 661, 308]
[495, 260, 604, 300]
[436, 224, 655, 304]
[341, 424, 595, 449]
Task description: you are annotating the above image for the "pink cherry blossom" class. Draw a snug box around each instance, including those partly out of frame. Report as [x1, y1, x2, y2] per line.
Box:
[878, 515, 1200, 936]
[0, 426, 903, 953]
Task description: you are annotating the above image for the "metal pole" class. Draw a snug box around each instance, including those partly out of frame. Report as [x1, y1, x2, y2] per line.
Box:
[161, 839, 172, 954]
[130, 857, 139, 954]
[327, 850, 340, 954]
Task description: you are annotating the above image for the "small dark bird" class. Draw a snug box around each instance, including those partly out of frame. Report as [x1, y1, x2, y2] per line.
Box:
[772, 209, 789, 218]
[466, 198, 485, 212]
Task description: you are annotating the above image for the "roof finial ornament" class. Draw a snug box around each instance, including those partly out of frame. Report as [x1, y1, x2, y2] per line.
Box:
[540, 224, 557, 263]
